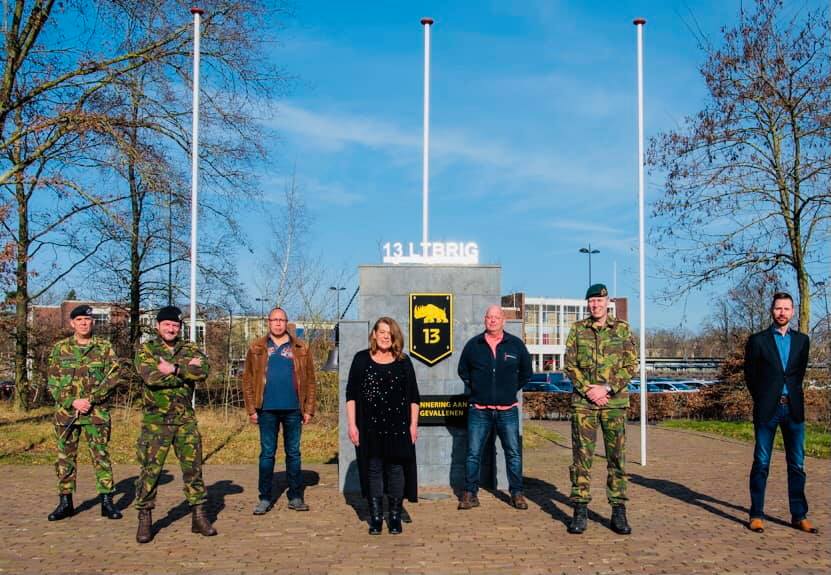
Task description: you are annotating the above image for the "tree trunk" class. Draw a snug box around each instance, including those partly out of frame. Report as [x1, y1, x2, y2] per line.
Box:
[128, 93, 142, 349]
[13, 169, 29, 412]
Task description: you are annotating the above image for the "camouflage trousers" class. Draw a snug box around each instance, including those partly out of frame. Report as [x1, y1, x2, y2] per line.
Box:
[569, 406, 627, 505]
[54, 421, 114, 495]
[134, 420, 207, 509]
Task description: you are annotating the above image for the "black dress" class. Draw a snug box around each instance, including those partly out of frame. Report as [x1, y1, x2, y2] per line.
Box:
[346, 349, 420, 501]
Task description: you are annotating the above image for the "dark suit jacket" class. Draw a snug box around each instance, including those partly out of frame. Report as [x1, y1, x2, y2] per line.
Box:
[744, 326, 810, 424]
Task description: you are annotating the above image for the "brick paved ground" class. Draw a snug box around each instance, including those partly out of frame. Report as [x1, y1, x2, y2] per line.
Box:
[1, 422, 828, 575]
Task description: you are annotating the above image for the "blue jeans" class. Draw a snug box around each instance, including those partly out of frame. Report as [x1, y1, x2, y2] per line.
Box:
[465, 406, 523, 495]
[258, 409, 303, 500]
[749, 403, 808, 520]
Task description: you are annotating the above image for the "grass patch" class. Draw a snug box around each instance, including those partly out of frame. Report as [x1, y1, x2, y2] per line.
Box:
[659, 419, 830, 459]
[0, 403, 338, 465]
[524, 423, 564, 449]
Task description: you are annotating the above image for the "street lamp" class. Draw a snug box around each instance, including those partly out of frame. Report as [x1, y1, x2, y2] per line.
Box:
[329, 286, 346, 321]
[579, 244, 600, 286]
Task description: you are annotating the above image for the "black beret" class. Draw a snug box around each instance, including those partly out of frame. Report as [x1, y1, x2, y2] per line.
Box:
[70, 305, 94, 319]
[156, 306, 184, 323]
[585, 283, 609, 299]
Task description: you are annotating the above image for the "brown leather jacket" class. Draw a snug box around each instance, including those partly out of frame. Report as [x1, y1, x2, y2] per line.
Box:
[241, 334, 316, 416]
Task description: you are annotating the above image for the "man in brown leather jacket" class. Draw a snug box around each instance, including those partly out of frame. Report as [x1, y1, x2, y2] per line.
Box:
[241, 307, 316, 515]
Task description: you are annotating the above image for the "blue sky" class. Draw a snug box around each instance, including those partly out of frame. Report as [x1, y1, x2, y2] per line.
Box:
[234, 0, 827, 330]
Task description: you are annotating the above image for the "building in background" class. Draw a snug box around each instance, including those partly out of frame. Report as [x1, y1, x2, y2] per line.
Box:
[502, 292, 628, 372]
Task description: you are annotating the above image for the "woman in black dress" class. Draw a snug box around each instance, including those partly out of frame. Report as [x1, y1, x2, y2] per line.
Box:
[346, 316, 420, 535]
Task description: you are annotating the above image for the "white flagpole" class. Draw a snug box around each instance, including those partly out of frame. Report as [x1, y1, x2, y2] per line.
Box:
[634, 17, 647, 465]
[190, 6, 204, 409]
[190, 6, 203, 344]
[421, 18, 433, 253]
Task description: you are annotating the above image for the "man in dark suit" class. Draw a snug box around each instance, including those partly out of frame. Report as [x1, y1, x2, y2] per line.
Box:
[744, 292, 817, 535]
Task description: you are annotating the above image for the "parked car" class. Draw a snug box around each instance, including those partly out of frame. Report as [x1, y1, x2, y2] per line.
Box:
[628, 382, 662, 393]
[651, 381, 698, 393]
[523, 372, 573, 393]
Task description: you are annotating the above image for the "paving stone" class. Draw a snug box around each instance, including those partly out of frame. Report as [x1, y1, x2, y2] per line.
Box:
[0, 422, 828, 574]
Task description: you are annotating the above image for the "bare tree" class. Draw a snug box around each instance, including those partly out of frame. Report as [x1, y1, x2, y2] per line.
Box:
[1, 0, 285, 409]
[648, 0, 830, 331]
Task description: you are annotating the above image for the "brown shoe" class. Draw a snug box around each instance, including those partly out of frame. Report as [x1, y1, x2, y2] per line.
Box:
[136, 509, 153, 544]
[511, 493, 528, 510]
[791, 518, 818, 534]
[748, 518, 764, 533]
[191, 503, 218, 536]
[458, 491, 480, 510]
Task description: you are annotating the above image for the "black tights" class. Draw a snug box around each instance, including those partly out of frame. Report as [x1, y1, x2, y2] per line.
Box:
[367, 457, 404, 499]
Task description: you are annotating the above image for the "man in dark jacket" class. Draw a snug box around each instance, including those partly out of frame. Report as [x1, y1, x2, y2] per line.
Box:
[457, 305, 531, 510]
[744, 292, 817, 535]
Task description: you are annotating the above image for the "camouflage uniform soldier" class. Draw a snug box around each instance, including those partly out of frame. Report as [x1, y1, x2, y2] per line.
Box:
[564, 283, 637, 535]
[47, 304, 123, 521]
[133, 306, 217, 543]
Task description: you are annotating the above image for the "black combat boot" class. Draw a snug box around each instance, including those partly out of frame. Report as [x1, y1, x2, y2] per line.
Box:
[47, 494, 74, 521]
[191, 503, 218, 536]
[136, 509, 153, 544]
[387, 497, 403, 535]
[567, 503, 588, 534]
[368, 497, 383, 535]
[610, 504, 632, 535]
[101, 493, 122, 519]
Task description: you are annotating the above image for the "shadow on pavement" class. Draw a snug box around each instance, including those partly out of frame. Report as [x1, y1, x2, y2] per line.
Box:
[521, 476, 609, 530]
[267, 469, 320, 504]
[74, 471, 174, 515]
[628, 473, 792, 528]
[153, 477, 245, 533]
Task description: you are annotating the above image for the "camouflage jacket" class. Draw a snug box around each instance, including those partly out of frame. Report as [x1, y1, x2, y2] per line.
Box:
[47, 336, 122, 425]
[564, 316, 637, 409]
[134, 337, 210, 425]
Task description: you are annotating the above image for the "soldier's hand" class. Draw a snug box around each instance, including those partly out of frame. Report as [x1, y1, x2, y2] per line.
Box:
[188, 357, 202, 367]
[158, 358, 175, 375]
[249, 412, 258, 424]
[586, 385, 608, 404]
[72, 398, 92, 413]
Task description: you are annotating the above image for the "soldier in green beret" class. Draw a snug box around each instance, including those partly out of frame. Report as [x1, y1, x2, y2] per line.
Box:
[47, 304, 123, 521]
[133, 306, 217, 543]
[564, 283, 637, 535]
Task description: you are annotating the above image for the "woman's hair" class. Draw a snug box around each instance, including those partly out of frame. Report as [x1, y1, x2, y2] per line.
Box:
[369, 316, 405, 360]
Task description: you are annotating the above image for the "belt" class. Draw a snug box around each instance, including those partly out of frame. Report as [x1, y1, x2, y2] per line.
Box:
[779, 395, 789, 405]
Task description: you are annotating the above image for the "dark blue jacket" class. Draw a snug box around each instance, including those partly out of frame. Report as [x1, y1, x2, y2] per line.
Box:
[458, 331, 532, 406]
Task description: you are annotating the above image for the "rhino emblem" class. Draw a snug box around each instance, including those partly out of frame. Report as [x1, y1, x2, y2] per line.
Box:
[414, 304, 448, 323]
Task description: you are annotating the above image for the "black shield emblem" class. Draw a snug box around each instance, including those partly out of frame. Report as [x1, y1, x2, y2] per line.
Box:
[409, 293, 453, 366]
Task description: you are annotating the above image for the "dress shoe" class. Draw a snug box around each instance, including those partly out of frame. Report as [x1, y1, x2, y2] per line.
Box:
[136, 509, 153, 543]
[511, 493, 529, 510]
[567, 503, 588, 534]
[791, 518, 818, 534]
[100, 493, 122, 519]
[47, 494, 74, 522]
[748, 518, 764, 533]
[610, 504, 632, 535]
[368, 497, 383, 535]
[457, 491, 480, 510]
[191, 503, 217, 536]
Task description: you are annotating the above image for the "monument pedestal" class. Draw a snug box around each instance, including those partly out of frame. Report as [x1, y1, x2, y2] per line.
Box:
[338, 264, 522, 494]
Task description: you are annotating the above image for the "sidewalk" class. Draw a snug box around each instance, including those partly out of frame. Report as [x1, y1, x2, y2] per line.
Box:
[1, 422, 828, 575]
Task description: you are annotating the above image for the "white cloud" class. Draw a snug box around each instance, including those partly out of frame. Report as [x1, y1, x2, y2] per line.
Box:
[266, 101, 622, 192]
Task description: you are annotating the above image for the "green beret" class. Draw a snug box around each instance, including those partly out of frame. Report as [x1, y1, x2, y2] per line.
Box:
[156, 306, 183, 323]
[585, 283, 608, 299]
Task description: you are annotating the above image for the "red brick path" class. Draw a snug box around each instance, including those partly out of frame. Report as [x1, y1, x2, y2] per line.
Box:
[1, 422, 828, 574]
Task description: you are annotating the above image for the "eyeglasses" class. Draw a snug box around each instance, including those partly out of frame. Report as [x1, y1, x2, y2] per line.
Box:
[268, 318, 287, 323]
